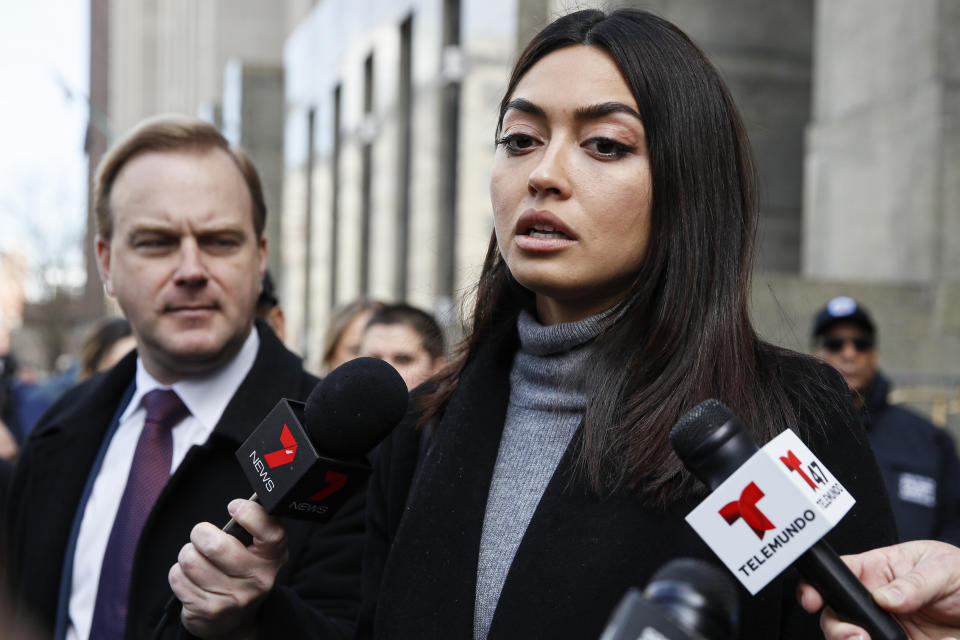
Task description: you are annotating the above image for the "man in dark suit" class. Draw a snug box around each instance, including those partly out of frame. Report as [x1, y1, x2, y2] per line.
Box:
[4, 116, 361, 639]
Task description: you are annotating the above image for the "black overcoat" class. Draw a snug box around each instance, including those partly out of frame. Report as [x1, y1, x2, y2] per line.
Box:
[360, 323, 898, 639]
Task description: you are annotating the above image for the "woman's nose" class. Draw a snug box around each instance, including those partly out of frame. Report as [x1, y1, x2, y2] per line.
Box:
[527, 143, 572, 199]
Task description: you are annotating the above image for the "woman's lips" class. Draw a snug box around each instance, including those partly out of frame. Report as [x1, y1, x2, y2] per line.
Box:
[514, 209, 576, 251]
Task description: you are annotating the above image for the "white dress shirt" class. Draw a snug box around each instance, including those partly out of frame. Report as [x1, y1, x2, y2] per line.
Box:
[66, 329, 260, 640]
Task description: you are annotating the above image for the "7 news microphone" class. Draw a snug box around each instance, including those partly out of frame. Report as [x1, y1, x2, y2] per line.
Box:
[154, 356, 408, 638]
[669, 399, 906, 640]
[224, 355, 408, 539]
[600, 557, 739, 640]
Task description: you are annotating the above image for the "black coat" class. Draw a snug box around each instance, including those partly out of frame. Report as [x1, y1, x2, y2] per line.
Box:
[360, 325, 898, 639]
[864, 371, 960, 545]
[5, 322, 363, 639]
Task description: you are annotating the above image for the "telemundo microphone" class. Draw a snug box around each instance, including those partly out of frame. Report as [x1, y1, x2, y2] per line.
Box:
[669, 399, 905, 640]
[600, 558, 739, 640]
[154, 356, 408, 638]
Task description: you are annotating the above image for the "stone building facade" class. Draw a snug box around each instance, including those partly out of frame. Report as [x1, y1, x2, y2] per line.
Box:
[82, 0, 959, 423]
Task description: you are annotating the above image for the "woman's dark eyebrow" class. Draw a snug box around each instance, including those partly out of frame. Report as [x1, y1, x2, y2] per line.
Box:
[504, 99, 641, 123]
[574, 102, 642, 122]
[503, 98, 546, 118]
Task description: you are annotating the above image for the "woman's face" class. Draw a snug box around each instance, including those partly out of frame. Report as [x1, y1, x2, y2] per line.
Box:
[491, 45, 652, 325]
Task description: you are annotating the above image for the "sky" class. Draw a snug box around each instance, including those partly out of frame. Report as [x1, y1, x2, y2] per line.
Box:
[0, 0, 89, 300]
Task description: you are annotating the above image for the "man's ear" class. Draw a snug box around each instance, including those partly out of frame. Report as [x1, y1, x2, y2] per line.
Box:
[258, 235, 268, 279]
[95, 235, 115, 297]
[269, 306, 286, 343]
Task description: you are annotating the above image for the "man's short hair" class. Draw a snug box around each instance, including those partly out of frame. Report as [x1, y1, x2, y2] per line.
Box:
[93, 114, 267, 240]
[366, 303, 445, 360]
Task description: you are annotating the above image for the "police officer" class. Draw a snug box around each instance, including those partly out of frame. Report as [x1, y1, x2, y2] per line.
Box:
[813, 296, 960, 545]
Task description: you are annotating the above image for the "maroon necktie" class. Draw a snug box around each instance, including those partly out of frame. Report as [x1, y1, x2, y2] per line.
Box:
[89, 389, 189, 639]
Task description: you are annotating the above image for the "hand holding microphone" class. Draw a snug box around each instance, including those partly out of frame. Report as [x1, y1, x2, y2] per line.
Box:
[161, 357, 408, 639]
[169, 497, 287, 639]
[798, 540, 960, 640]
[669, 399, 906, 640]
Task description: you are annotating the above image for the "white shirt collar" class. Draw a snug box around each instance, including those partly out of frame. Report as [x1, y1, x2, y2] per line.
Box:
[121, 327, 261, 433]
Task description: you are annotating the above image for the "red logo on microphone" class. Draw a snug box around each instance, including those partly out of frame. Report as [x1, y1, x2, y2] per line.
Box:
[720, 482, 776, 539]
[780, 450, 825, 491]
[308, 471, 348, 501]
[264, 424, 298, 468]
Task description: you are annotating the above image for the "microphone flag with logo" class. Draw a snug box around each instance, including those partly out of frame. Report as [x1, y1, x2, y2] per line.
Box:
[682, 428, 853, 595]
[232, 356, 407, 524]
[670, 399, 906, 640]
[234, 398, 364, 522]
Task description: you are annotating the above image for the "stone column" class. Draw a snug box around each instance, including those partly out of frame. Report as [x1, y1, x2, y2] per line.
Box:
[804, 0, 960, 284]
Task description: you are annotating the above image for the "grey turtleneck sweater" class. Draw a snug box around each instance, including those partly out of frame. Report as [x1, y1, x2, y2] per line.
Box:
[473, 309, 608, 639]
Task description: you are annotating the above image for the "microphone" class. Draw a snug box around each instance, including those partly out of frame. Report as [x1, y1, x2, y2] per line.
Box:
[669, 399, 906, 640]
[225, 356, 408, 538]
[600, 558, 739, 640]
[154, 357, 408, 639]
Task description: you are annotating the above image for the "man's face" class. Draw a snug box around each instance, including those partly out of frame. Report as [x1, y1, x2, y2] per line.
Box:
[813, 322, 878, 394]
[96, 147, 266, 383]
[359, 323, 443, 391]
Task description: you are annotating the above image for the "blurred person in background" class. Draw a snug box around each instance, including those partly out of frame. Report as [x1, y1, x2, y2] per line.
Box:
[320, 298, 383, 373]
[78, 317, 137, 382]
[255, 270, 286, 342]
[13, 356, 80, 441]
[359, 303, 446, 391]
[0, 350, 19, 459]
[813, 295, 960, 545]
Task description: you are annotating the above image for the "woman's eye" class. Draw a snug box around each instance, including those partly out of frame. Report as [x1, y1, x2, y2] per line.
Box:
[584, 137, 634, 159]
[497, 133, 538, 154]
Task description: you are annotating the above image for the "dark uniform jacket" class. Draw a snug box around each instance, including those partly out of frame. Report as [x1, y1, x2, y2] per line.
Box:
[5, 321, 363, 639]
[359, 323, 898, 639]
[864, 371, 960, 545]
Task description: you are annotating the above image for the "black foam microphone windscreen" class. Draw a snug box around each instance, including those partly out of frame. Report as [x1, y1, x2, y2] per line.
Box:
[600, 557, 739, 640]
[304, 356, 410, 459]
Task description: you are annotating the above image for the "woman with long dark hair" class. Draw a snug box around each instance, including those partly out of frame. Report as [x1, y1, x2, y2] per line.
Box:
[359, 9, 897, 639]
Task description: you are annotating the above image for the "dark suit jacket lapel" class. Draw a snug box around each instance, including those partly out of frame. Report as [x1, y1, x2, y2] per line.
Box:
[375, 325, 518, 637]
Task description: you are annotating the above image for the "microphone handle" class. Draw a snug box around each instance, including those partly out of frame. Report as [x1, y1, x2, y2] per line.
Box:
[794, 539, 906, 640]
[222, 492, 260, 545]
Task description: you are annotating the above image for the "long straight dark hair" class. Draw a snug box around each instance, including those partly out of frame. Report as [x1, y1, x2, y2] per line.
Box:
[421, 9, 847, 506]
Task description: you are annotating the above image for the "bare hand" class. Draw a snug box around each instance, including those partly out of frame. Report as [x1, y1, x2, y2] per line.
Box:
[797, 540, 960, 640]
[169, 498, 288, 638]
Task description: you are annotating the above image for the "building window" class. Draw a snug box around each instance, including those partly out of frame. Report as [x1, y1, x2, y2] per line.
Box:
[438, 0, 461, 299]
[302, 107, 315, 358]
[330, 84, 342, 308]
[360, 53, 374, 296]
[396, 14, 413, 300]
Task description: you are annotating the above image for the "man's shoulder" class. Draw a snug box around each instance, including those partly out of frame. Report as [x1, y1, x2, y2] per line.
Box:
[28, 353, 136, 440]
[868, 399, 958, 465]
[249, 322, 319, 397]
[871, 401, 940, 436]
